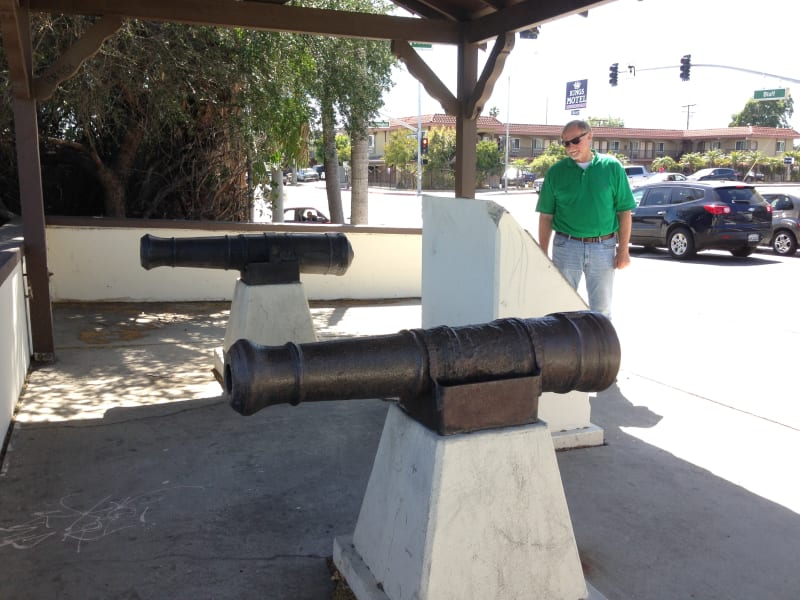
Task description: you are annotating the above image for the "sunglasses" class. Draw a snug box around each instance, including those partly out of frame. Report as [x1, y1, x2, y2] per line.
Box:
[561, 131, 588, 147]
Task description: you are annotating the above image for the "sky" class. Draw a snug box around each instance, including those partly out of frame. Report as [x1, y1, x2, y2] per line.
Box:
[380, 0, 799, 133]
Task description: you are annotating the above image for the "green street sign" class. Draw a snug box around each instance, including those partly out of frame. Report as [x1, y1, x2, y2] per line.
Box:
[370, 120, 389, 128]
[754, 88, 788, 101]
[410, 42, 432, 49]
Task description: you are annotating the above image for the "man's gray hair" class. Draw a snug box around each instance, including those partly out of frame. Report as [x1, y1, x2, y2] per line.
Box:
[562, 120, 592, 135]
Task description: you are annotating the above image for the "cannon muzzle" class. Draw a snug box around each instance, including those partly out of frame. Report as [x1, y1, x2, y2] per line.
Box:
[224, 311, 620, 433]
[140, 232, 353, 282]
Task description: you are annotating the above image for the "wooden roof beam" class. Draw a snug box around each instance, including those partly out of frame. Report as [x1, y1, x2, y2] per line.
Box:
[465, 31, 513, 119]
[33, 15, 123, 100]
[464, 0, 615, 43]
[0, 0, 33, 99]
[29, 0, 462, 44]
[392, 39, 459, 116]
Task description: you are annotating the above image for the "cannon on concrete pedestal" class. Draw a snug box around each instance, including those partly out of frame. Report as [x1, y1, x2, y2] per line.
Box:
[225, 310, 621, 598]
[140, 231, 355, 379]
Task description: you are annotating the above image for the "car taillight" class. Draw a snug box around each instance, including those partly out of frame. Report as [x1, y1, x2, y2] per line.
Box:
[765, 204, 773, 213]
[704, 204, 731, 215]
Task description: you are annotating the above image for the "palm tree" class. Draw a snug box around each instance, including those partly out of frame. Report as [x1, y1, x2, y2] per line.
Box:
[704, 149, 725, 167]
[679, 152, 705, 174]
[651, 156, 679, 172]
[727, 150, 747, 178]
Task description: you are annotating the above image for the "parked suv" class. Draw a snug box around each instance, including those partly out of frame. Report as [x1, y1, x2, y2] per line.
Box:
[630, 181, 772, 259]
[501, 167, 535, 188]
[687, 167, 738, 181]
[756, 185, 800, 256]
[624, 165, 652, 186]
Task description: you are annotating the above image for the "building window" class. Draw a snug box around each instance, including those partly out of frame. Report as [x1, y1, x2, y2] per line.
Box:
[777, 140, 786, 152]
[610, 140, 621, 153]
[656, 142, 665, 152]
[368, 134, 375, 150]
[735, 140, 748, 150]
[534, 138, 544, 150]
[630, 141, 640, 158]
[511, 138, 521, 151]
[593, 140, 608, 152]
[710, 141, 721, 150]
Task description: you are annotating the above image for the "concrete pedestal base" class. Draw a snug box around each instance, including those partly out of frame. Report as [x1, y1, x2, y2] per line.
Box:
[212, 280, 316, 377]
[333, 403, 587, 600]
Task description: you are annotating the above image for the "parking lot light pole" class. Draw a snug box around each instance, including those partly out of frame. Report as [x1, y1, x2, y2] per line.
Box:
[418, 82, 422, 196]
[504, 75, 510, 193]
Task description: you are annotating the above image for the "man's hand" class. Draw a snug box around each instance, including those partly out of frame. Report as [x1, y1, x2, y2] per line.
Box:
[615, 246, 631, 270]
[615, 210, 632, 269]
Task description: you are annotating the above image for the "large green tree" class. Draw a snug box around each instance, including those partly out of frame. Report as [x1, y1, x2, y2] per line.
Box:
[383, 129, 417, 189]
[1, 12, 394, 221]
[530, 142, 566, 178]
[730, 97, 794, 128]
[303, 0, 395, 224]
[475, 139, 502, 186]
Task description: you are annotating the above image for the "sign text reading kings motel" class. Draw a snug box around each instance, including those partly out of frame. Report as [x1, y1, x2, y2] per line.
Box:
[565, 79, 588, 110]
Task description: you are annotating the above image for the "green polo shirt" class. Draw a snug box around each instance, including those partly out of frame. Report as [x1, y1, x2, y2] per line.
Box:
[536, 151, 636, 238]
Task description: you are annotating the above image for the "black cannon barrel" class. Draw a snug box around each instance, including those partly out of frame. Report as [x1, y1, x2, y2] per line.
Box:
[225, 311, 620, 423]
[140, 232, 353, 276]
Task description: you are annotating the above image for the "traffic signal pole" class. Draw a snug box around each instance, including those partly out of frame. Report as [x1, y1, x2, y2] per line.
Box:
[628, 63, 800, 84]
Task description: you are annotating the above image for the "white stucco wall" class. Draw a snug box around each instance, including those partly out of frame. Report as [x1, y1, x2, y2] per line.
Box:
[0, 248, 31, 437]
[45, 225, 422, 302]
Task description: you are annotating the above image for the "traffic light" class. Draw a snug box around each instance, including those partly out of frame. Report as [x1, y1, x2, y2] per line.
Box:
[680, 54, 691, 81]
[609, 63, 619, 87]
[421, 137, 428, 154]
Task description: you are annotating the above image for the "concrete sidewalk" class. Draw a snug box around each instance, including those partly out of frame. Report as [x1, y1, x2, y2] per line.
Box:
[1, 300, 798, 600]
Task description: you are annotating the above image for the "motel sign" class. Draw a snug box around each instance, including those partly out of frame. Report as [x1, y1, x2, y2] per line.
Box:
[565, 79, 588, 110]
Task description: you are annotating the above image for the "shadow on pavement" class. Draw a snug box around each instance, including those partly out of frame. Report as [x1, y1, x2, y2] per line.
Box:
[1, 394, 389, 600]
[558, 382, 800, 600]
[3, 303, 799, 600]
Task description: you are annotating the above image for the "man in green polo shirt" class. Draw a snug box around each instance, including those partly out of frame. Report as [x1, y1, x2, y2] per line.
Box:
[536, 120, 635, 318]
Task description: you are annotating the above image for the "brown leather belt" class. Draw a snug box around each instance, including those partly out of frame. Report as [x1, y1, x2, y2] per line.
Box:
[556, 232, 616, 243]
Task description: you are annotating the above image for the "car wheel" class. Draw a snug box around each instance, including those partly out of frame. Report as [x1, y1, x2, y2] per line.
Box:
[730, 247, 754, 257]
[667, 227, 695, 259]
[772, 230, 798, 256]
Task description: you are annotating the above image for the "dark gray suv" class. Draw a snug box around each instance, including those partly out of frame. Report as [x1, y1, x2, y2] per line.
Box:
[631, 181, 773, 259]
[687, 167, 738, 181]
[756, 185, 800, 256]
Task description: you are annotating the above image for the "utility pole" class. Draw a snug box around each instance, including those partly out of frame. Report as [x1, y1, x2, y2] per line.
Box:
[682, 104, 695, 129]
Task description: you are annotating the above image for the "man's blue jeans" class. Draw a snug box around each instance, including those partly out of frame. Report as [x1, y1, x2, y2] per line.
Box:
[552, 234, 617, 318]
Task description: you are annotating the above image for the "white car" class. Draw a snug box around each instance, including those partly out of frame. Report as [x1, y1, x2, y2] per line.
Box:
[631, 172, 687, 188]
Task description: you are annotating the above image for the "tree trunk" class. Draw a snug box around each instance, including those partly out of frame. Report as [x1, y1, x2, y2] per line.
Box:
[350, 134, 369, 224]
[96, 167, 126, 217]
[321, 103, 344, 223]
[270, 165, 284, 222]
[100, 122, 145, 217]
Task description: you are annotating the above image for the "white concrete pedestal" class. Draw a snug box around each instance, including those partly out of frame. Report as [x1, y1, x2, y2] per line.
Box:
[333, 404, 587, 600]
[212, 279, 316, 377]
[420, 195, 604, 448]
